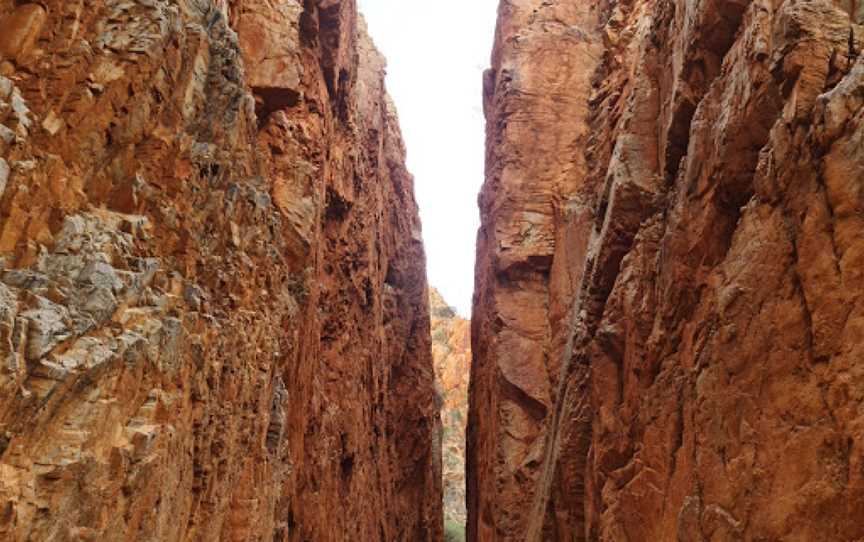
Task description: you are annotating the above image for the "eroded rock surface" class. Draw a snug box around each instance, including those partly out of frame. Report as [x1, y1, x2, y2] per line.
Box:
[471, 0, 864, 540]
[0, 1, 441, 541]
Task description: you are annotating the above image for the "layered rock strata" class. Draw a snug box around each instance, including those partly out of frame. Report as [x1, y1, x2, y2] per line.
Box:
[470, 0, 864, 540]
[0, 1, 441, 541]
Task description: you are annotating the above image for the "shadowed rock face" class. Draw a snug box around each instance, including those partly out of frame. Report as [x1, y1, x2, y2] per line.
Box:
[0, 1, 441, 541]
[471, 0, 864, 540]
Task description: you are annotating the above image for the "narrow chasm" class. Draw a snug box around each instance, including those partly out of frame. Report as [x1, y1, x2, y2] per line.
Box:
[3, 0, 864, 541]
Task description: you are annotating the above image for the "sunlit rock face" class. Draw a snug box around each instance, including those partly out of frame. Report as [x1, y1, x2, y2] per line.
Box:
[430, 288, 471, 527]
[471, 0, 864, 540]
[0, 1, 442, 541]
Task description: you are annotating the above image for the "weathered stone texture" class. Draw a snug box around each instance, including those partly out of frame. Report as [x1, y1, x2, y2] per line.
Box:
[471, 0, 864, 540]
[0, 1, 441, 541]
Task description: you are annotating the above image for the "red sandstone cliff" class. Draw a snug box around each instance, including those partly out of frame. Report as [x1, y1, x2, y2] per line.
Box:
[471, 0, 864, 540]
[0, 1, 442, 540]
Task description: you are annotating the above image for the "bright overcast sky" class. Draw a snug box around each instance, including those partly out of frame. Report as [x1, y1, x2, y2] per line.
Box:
[358, 0, 499, 316]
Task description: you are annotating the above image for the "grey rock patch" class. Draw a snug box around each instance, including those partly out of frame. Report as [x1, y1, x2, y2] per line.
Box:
[0, 158, 8, 198]
[82, 287, 118, 323]
[0, 125, 15, 145]
[0, 76, 12, 99]
[22, 300, 72, 361]
[79, 261, 125, 293]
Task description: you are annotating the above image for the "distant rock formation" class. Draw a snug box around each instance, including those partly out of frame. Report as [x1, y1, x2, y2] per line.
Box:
[430, 288, 471, 527]
[470, 1, 864, 540]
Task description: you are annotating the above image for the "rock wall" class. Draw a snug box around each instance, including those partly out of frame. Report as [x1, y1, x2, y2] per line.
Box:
[430, 288, 470, 527]
[470, 0, 864, 540]
[0, 1, 442, 541]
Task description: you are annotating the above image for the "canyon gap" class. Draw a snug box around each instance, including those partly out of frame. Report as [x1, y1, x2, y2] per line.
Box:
[1, 0, 864, 540]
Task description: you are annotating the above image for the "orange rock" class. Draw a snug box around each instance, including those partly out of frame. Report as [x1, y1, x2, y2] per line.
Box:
[471, 0, 864, 540]
[469, 2, 603, 540]
[0, 1, 441, 541]
[0, 4, 46, 62]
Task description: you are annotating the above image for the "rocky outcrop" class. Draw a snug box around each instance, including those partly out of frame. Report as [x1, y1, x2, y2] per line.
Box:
[0, 1, 441, 541]
[430, 288, 471, 527]
[469, 3, 602, 539]
[471, 0, 864, 540]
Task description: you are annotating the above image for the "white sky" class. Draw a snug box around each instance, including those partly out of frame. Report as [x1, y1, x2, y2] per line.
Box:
[358, 0, 499, 316]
